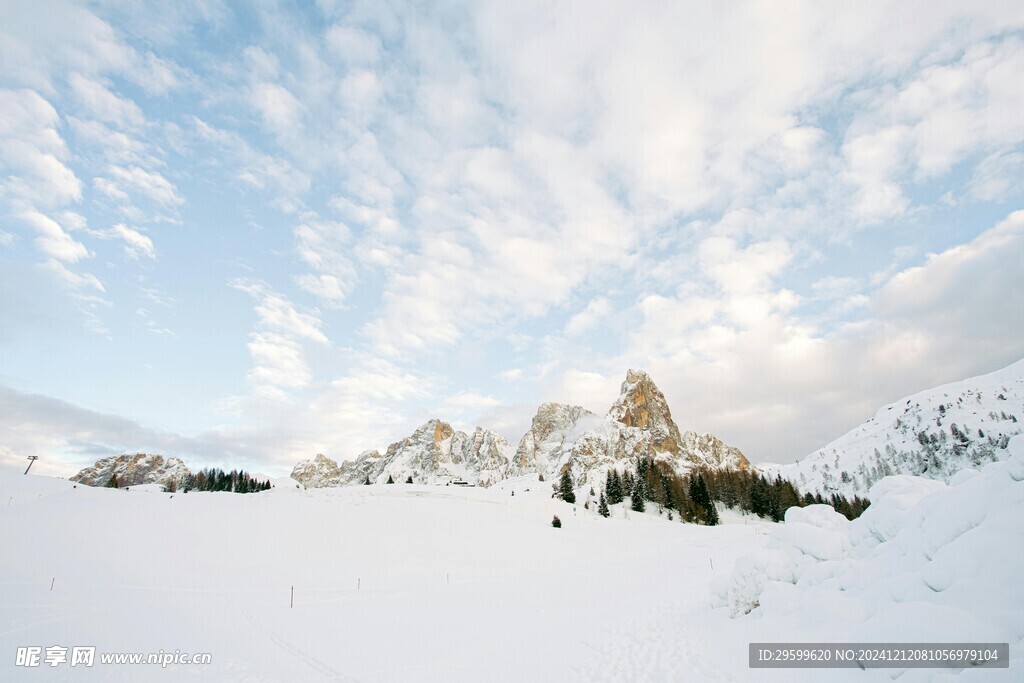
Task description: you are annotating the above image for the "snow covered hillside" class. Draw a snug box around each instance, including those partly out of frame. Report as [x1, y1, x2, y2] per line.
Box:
[713, 435, 1024, 682]
[763, 358, 1024, 496]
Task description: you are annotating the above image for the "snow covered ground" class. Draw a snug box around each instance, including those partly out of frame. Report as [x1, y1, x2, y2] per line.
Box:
[1, 447, 1021, 681]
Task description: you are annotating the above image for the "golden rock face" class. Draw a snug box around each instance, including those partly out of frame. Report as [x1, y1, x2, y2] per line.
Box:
[433, 421, 454, 443]
[612, 373, 681, 457]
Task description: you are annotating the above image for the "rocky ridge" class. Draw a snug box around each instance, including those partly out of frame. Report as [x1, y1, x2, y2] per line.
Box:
[291, 421, 517, 488]
[70, 453, 189, 488]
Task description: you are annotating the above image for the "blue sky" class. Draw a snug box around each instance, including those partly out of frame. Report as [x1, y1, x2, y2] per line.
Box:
[1, 0, 1023, 476]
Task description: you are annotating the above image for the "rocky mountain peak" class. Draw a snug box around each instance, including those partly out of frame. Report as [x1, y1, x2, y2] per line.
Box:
[406, 419, 454, 444]
[71, 453, 189, 488]
[608, 369, 683, 456]
[291, 453, 344, 488]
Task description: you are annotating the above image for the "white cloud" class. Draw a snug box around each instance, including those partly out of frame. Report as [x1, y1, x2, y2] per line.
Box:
[325, 25, 382, 65]
[108, 223, 155, 259]
[444, 392, 502, 411]
[253, 293, 329, 345]
[230, 279, 330, 396]
[565, 297, 612, 336]
[968, 150, 1024, 202]
[39, 258, 110, 336]
[0, 89, 82, 208]
[68, 73, 145, 129]
[41, 258, 104, 293]
[103, 165, 182, 206]
[135, 307, 174, 337]
[251, 82, 304, 133]
[296, 273, 348, 303]
[190, 115, 311, 199]
[246, 332, 311, 390]
[19, 210, 90, 262]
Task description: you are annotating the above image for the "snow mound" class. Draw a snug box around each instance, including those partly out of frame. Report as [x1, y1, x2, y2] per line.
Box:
[717, 435, 1024, 674]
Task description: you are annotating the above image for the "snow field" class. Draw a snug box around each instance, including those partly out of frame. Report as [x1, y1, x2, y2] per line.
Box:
[0, 473, 765, 681]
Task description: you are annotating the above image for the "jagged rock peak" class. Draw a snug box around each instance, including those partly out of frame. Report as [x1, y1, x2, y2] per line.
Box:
[291, 453, 343, 488]
[515, 403, 598, 472]
[409, 418, 454, 444]
[608, 369, 683, 457]
[71, 453, 189, 488]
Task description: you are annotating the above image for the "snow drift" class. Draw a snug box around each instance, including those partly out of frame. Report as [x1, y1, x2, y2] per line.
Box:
[715, 435, 1024, 678]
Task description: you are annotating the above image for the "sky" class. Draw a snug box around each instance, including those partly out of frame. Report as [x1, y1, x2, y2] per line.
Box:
[1, 0, 1023, 478]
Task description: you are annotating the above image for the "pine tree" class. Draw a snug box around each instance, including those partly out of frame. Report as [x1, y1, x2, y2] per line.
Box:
[386, 474, 395, 484]
[662, 478, 675, 511]
[363, 475, 371, 485]
[630, 476, 646, 512]
[106, 474, 119, 489]
[598, 493, 610, 518]
[558, 470, 576, 504]
[607, 470, 624, 505]
[705, 498, 720, 526]
[551, 515, 561, 528]
[405, 475, 413, 484]
[750, 476, 771, 518]
[689, 473, 717, 525]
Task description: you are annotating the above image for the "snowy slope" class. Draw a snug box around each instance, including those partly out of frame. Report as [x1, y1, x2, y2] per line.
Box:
[763, 358, 1024, 496]
[712, 435, 1024, 681]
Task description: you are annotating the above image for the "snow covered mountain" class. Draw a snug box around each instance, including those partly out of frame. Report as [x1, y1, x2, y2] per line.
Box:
[70, 453, 189, 488]
[763, 358, 1024, 496]
[294, 369, 749, 490]
[291, 420, 516, 488]
[516, 369, 750, 487]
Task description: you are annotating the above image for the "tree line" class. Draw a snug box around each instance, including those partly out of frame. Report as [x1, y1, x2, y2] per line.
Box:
[178, 468, 271, 494]
[557, 456, 870, 525]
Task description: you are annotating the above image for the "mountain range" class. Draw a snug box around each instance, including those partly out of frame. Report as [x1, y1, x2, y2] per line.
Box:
[291, 369, 750, 488]
[67, 360, 1024, 498]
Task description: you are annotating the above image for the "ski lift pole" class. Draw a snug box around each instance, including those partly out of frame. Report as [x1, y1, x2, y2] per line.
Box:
[24, 456, 39, 475]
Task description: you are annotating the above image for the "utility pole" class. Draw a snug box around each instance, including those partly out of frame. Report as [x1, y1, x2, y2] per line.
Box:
[24, 456, 39, 475]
